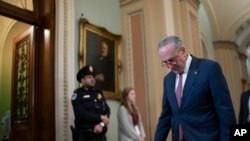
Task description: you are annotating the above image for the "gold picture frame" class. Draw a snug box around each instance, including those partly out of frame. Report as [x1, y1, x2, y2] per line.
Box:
[79, 18, 122, 100]
[120, 0, 137, 6]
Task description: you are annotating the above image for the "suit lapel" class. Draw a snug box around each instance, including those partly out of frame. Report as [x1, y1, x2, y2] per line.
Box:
[246, 93, 250, 111]
[180, 57, 199, 109]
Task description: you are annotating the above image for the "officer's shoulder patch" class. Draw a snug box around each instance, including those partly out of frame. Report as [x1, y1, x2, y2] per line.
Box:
[71, 93, 77, 101]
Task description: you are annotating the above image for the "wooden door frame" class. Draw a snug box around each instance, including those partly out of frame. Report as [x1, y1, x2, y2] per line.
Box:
[0, 0, 55, 141]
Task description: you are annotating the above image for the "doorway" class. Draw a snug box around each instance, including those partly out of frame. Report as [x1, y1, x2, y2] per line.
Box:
[0, 0, 56, 140]
[0, 16, 33, 140]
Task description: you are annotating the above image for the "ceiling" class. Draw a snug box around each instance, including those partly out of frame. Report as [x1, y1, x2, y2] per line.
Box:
[1, 0, 250, 57]
[201, 0, 250, 56]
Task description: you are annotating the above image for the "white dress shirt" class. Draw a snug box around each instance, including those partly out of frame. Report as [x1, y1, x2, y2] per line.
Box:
[175, 54, 192, 97]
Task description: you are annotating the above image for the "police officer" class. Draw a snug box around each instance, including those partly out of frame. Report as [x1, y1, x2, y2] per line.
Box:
[71, 65, 110, 141]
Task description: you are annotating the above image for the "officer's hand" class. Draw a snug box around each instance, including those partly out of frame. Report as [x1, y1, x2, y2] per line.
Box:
[101, 115, 109, 125]
[93, 124, 103, 134]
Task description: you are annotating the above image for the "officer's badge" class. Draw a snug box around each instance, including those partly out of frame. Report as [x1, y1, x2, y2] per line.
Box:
[83, 95, 90, 98]
[89, 66, 94, 72]
[71, 93, 77, 101]
[98, 93, 102, 100]
[94, 99, 100, 108]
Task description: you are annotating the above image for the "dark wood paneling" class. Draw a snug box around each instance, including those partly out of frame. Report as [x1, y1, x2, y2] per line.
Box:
[35, 0, 55, 141]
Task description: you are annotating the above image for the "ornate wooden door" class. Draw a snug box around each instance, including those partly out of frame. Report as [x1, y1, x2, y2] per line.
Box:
[10, 26, 35, 141]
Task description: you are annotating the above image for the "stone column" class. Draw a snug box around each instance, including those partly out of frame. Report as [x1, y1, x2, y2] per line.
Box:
[214, 41, 241, 120]
[238, 53, 249, 91]
[55, 0, 76, 140]
[179, 0, 202, 57]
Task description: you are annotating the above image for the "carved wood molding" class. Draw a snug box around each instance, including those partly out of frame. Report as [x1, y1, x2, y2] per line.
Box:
[62, 0, 69, 140]
[0, 1, 40, 25]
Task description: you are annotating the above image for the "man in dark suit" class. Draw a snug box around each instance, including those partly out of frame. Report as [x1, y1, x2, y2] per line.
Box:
[93, 41, 115, 92]
[239, 89, 250, 124]
[154, 36, 236, 141]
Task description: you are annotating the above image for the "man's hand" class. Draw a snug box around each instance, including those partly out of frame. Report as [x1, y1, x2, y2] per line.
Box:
[101, 115, 110, 125]
[93, 124, 103, 134]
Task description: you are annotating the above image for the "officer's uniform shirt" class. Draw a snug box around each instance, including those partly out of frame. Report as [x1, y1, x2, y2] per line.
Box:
[71, 86, 110, 133]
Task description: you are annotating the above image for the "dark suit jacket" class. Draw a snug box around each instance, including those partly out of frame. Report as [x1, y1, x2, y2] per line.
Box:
[93, 56, 115, 91]
[154, 56, 236, 141]
[238, 89, 250, 124]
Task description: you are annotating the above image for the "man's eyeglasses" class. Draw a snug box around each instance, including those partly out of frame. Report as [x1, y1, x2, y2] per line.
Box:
[161, 55, 178, 67]
[161, 47, 184, 67]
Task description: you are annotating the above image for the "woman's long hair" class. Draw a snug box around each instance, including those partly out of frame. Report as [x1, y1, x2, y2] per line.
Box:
[120, 87, 138, 115]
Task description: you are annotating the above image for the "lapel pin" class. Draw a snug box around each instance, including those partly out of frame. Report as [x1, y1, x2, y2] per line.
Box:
[194, 71, 198, 74]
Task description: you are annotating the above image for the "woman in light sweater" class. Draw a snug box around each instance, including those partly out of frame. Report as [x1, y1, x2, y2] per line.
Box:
[118, 87, 146, 141]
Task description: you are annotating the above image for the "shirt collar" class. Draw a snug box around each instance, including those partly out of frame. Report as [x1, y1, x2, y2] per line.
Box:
[183, 54, 192, 74]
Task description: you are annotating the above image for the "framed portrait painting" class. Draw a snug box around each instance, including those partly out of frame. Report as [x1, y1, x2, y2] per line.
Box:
[79, 18, 122, 100]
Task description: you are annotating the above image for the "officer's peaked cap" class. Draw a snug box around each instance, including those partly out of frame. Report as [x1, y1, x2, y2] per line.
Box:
[76, 65, 96, 82]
